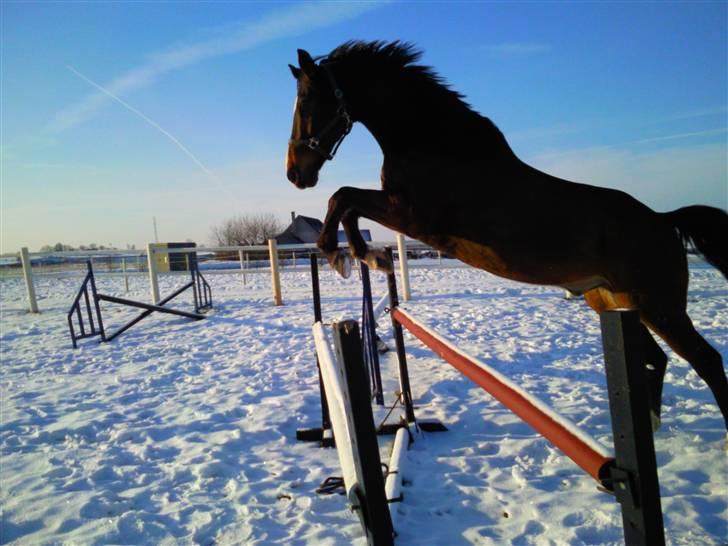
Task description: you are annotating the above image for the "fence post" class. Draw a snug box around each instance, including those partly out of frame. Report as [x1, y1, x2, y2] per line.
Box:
[268, 239, 282, 306]
[600, 310, 665, 546]
[361, 262, 385, 405]
[295, 254, 335, 446]
[122, 257, 129, 292]
[311, 254, 331, 430]
[396, 233, 411, 302]
[146, 243, 161, 304]
[238, 250, 246, 286]
[19, 247, 39, 313]
[386, 247, 416, 423]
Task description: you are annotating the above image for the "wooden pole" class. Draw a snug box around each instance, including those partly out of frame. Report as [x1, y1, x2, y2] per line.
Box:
[122, 257, 129, 292]
[19, 247, 39, 313]
[396, 233, 411, 302]
[238, 250, 246, 286]
[268, 239, 282, 305]
[146, 243, 161, 304]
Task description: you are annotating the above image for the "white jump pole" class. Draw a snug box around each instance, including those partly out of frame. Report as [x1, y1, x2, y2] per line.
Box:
[146, 243, 161, 304]
[396, 233, 411, 302]
[268, 239, 282, 306]
[385, 426, 409, 531]
[19, 247, 39, 313]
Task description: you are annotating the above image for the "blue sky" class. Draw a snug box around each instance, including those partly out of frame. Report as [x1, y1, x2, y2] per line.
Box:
[2, 1, 726, 252]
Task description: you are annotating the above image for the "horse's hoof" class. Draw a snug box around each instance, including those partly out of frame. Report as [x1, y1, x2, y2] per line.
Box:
[364, 250, 393, 274]
[650, 411, 662, 433]
[329, 251, 352, 278]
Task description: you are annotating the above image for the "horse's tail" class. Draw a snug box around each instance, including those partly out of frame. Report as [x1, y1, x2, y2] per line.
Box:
[663, 205, 728, 280]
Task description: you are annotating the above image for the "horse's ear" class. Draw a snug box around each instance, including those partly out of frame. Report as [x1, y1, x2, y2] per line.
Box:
[289, 64, 301, 79]
[297, 49, 317, 77]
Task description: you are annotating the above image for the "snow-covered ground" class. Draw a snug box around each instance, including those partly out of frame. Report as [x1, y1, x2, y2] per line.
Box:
[1, 261, 726, 545]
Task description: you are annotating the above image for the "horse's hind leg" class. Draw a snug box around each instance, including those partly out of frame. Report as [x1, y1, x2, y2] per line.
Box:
[644, 311, 728, 432]
[585, 289, 669, 430]
[639, 324, 669, 431]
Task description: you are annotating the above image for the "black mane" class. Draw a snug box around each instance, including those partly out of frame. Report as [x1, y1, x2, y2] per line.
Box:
[324, 40, 423, 67]
[313, 40, 511, 157]
[322, 40, 473, 112]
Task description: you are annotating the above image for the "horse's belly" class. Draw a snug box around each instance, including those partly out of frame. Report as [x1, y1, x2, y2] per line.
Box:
[443, 236, 510, 276]
[422, 235, 607, 289]
[422, 235, 527, 281]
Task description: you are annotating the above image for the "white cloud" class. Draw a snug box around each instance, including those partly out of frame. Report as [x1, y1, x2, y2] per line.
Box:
[49, 1, 386, 132]
[486, 42, 551, 57]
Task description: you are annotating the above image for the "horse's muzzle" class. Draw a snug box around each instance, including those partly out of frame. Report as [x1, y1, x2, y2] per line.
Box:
[287, 165, 317, 189]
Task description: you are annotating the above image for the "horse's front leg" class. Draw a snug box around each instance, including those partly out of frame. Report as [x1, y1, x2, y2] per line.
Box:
[341, 211, 394, 273]
[318, 186, 406, 277]
[317, 189, 354, 277]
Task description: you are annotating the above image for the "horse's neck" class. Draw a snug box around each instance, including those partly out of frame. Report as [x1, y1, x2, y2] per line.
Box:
[350, 76, 514, 161]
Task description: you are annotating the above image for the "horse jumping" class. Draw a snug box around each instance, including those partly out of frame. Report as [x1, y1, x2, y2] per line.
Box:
[285, 40, 728, 432]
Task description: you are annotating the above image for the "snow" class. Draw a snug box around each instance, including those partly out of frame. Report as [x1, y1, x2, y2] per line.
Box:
[1, 261, 726, 545]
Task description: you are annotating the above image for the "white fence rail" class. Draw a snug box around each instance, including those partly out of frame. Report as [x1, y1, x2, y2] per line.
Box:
[6, 240, 466, 312]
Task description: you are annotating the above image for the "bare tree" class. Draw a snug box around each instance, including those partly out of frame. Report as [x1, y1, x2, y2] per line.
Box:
[210, 213, 284, 246]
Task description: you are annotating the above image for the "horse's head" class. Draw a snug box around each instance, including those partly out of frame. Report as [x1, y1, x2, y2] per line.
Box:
[286, 49, 352, 189]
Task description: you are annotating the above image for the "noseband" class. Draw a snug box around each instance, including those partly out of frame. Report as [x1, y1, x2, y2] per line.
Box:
[289, 64, 353, 161]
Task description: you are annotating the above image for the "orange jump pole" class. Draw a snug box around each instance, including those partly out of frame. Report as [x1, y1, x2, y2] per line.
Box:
[391, 307, 613, 482]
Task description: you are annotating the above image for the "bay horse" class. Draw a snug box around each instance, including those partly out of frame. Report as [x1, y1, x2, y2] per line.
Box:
[285, 41, 728, 433]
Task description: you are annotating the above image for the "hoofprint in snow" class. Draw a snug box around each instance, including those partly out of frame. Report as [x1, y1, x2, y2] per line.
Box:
[1, 261, 726, 545]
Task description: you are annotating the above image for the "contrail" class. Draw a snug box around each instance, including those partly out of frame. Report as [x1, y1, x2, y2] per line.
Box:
[67, 65, 221, 183]
[631, 127, 727, 145]
[52, 2, 386, 132]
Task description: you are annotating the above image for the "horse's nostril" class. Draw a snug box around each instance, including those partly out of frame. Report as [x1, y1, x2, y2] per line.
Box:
[287, 166, 299, 184]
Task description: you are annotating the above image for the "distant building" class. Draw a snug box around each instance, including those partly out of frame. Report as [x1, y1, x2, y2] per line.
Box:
[275, 214, 324, 244]
[336, 230, 372, 243]
[275, 212, 371, 245]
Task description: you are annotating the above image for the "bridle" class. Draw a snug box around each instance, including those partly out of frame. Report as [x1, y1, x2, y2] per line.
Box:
[289, 63, 353, 161]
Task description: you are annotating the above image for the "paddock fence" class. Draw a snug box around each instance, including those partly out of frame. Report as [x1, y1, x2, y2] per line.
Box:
[7, 237, 712, 313]
[7, 235, 464, 312]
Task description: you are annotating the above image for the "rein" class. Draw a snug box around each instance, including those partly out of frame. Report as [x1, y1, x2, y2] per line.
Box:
[289, 64, 353, 161]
